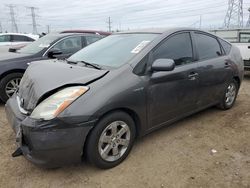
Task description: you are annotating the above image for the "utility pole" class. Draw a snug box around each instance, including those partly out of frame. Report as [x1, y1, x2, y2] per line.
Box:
[246, 8, 250, 27]
[6, 4, 18, 33]
[47, 25, 50, 33]
[199, 15, 202, 29]
[27, 6, 38, 34]
[107, 17, 112, 32]
[223, 0, 243, 28]
[0, 22, 2, 33]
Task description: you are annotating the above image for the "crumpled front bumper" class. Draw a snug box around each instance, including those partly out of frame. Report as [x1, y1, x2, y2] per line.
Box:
[5, 95, 95, 168]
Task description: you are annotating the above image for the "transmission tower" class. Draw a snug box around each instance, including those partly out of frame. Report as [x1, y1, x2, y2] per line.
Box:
[27, 6, 38, 34]
[106, 17, 112, 32]
[246, 8, 250, 27]
[224, 0, 243, 28]
[6, 4, 18, 33]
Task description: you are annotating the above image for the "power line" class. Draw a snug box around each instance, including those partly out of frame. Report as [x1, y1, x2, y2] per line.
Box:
[6, 4, 18, 33]
[26, 6, 39, 34]
[224, 0, 243, 28]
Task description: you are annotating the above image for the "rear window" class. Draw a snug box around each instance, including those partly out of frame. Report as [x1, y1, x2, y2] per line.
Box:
[218, 38, 232, 55]
[12, 35, 35, 42]
[195, 33, 222, 60]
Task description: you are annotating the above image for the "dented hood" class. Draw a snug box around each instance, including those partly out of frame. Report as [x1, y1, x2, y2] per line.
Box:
[18, 60, 108, 111]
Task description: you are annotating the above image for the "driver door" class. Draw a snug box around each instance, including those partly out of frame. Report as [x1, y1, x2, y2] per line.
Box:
[146, 32, 199, 129]
[48, 36, 82, 58]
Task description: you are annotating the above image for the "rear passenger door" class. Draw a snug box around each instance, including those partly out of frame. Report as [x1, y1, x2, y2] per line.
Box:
[193, 32, 234, 107]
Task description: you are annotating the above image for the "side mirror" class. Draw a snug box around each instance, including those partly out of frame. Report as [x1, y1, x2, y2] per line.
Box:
[151, 59, 175, 72]
[47, 49, 62, 58]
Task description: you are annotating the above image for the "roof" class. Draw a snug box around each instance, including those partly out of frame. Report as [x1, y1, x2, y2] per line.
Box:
[116, 27, 204, 34]
[60, 30, 111, 36]
[45, 32, 105, 38]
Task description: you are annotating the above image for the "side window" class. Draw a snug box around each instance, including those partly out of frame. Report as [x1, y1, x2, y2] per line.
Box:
[218, 38, 232, 55]
[51, 36, 82, 54]
[12, 35, 26, 41]
[0, 35, 11, 42]
[195, 33, 222, 60]
[153, 32, 194, 66]
[24, 36, 35, 42]
[239, 33, 250, 43]
[134, 54, 149, 75]
[85, 36, 101, 45]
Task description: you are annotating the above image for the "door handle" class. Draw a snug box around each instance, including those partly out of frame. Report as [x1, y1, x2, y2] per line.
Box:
[188, 72, 198, 80]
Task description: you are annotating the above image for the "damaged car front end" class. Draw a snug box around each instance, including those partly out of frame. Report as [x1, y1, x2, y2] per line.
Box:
[5, 60, 108, 167]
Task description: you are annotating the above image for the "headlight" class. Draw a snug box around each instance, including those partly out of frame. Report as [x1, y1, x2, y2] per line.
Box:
[30, 86, 89, 120]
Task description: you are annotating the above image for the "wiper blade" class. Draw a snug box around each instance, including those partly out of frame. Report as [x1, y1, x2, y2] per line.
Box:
[66, 59, 102, 70]
[66, 59, 77, 64]
[77, 61, 102, 70]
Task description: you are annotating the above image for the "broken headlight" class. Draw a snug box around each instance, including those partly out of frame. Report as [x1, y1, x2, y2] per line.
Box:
[30, 86, 89, 120]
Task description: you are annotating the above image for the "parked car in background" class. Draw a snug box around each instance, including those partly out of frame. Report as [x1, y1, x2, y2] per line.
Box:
[0, 33, 39, 47]
[209, 28, 250, 70]
[0, 30, 110, 102]
[5, 28, 243, 169]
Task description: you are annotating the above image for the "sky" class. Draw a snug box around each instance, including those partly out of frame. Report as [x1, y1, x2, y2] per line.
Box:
[0, 0, 250, 34]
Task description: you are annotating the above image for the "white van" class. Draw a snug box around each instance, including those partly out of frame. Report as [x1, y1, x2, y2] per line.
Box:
[209, 29, 250, 70]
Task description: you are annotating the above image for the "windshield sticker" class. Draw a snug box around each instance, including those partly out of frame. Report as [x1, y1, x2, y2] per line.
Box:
[38, 44, 50, 48]
[131, 41, 151, 54]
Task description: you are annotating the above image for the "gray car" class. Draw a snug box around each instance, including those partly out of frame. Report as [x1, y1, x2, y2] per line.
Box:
[5, 28, 244, 169]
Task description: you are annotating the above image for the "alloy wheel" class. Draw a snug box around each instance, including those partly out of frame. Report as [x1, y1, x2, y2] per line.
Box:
[225, 83, 236, 106]
[5, 78, 21, 98]
[98, 121, 131, 162]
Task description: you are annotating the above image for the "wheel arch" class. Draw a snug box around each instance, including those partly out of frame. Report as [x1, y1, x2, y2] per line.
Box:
[94, 108, 142, 138]
[0, 69, 25, 81]
[233, 76, 241, 87]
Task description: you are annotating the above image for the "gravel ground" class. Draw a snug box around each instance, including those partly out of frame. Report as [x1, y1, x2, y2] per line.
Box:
[0, 75, 250, 188]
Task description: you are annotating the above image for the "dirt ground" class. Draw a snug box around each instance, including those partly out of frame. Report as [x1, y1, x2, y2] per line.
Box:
[0, 75, 250, 188]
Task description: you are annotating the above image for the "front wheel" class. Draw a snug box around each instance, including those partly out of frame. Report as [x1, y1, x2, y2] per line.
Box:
[86, 111, 136, 169]
[0, 73, 23, 103]
[218, 79, 239, 110]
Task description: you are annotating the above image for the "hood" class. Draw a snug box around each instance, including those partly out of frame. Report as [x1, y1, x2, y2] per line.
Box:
[18, 60, 109, 111]
[0, 52, 32, 62]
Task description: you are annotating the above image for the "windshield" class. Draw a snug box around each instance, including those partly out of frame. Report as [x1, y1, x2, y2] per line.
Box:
[68, 33, 158, 68]
[18, 34, 61, 54]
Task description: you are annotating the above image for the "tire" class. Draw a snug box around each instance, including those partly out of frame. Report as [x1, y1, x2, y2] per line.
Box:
[0, 73, 23, 103]
[217, 79, 239, 110]
[86, 111, 136, 169]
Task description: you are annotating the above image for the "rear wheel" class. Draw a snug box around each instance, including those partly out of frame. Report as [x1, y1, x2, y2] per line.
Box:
[0, 73, 23, 103]
[218, 79, 239, 110]
[86, 111, 136, 169]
